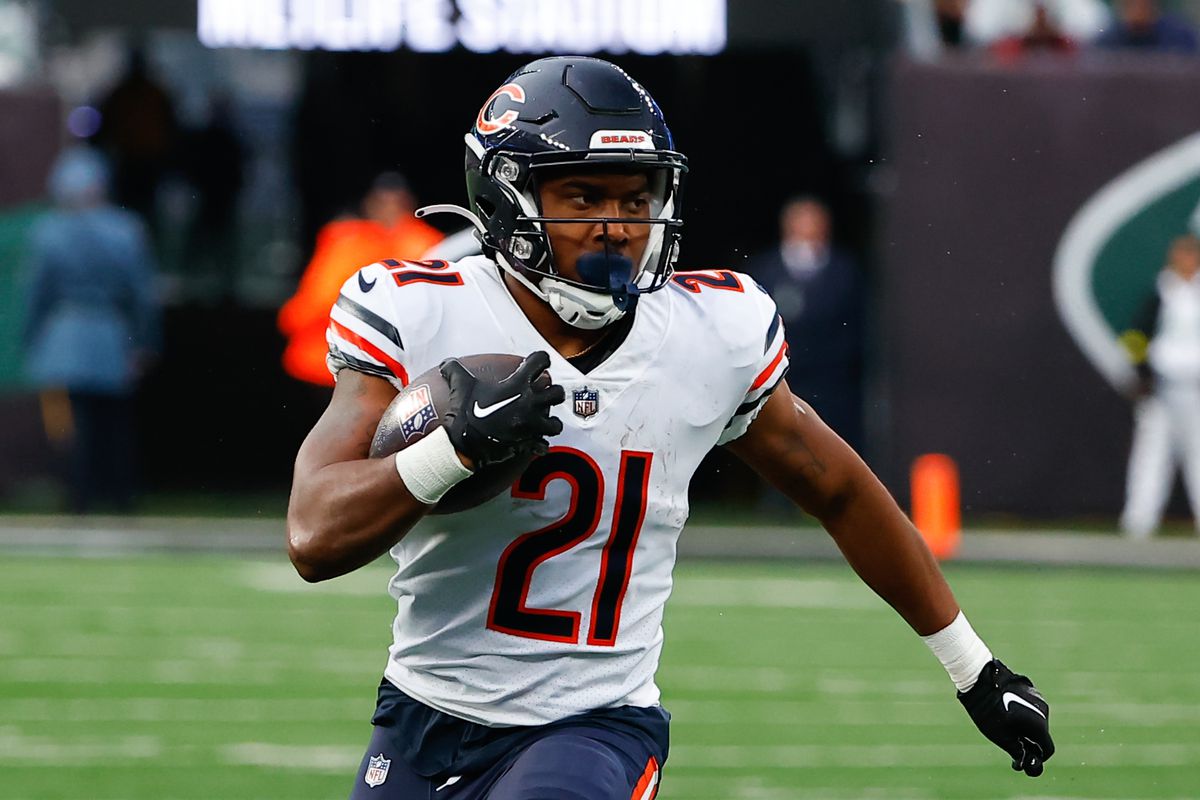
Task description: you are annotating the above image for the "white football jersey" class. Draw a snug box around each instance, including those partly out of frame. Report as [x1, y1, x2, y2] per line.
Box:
[327, 255, 788, 727]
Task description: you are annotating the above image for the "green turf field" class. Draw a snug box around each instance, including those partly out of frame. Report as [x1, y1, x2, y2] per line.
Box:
[1, 554, 1197, 799]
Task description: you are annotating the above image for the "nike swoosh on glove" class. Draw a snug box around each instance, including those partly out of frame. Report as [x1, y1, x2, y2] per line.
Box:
[439, 351, 565, 468]
[958, 659, 1055, 777]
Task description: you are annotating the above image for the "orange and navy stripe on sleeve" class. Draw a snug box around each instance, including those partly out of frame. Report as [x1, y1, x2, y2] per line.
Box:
[326, 290, 409, 386]
[717, 313, 789, 445]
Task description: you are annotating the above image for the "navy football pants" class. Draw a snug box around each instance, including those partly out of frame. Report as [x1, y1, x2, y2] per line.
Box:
[347, 723, 661, 800]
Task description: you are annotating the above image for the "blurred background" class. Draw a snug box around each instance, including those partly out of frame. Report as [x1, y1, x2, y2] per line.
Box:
[4, 2, 1200, 799]
[3, 0, 1200, 528]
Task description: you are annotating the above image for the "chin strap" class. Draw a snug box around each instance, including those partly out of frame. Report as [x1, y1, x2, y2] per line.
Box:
[544, 279, 629, 330]
[503, 255, 629, 330]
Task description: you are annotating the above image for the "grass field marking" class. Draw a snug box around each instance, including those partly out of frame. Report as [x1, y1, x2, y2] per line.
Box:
[221, 742, 364, 772]
[1009, 797, 1200, 800]
[668, 743, 995, 768]
[666, 694, 1200, 728]
[0, 696, 369, 723]
[814, 674, 945, 698]
[238, 564, 883, 611]
[1056, 701, 1200, 725]
[3, 648, 381, 683]
[668, 742, 1200, 768]
[221, 739, 1196, 779]
[2, 657, 284, 685]
[663, 666, 948, 696]
[669, 577, 880, 610]
[0, 726, 163, 764]
[3, 627, 381, 662]
[240, 562, 393, 596]
[664, 665, 806, 693]
[6, 602, 362, 628]
[666, 698, 947, 724]
[660, 776, 936, 800]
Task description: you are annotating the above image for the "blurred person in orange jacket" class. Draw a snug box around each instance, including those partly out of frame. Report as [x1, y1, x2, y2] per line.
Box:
[278, 172, 443, 387]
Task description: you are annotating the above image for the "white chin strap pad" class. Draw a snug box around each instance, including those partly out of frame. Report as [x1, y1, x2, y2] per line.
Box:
[494, 252, 629, 330]
[544, 277, 627, 330]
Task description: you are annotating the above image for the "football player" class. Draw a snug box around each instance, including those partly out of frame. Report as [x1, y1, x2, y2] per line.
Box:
[287, 56, 1054, 799]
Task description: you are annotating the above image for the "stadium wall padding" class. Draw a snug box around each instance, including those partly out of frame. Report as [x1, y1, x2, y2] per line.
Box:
[0, 89, 59, 209]
[880, 56, 1200, 517]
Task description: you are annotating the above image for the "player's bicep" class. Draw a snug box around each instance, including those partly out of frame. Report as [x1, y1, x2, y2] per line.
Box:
[724, 385, 865, 517]
[293, 370, 397, 479]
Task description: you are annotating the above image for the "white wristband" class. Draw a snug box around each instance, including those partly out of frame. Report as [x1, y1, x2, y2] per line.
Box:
[921, 611, 994, 692]
[393, 427, 474, 506]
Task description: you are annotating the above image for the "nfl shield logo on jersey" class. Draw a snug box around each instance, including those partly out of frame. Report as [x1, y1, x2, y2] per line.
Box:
[398, 384, 438, 440]
[364, 753, 391, 787]
[573, 386, 599, 419]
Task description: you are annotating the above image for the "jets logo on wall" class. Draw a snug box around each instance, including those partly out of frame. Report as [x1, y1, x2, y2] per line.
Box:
[1053, 132, 1200, 388]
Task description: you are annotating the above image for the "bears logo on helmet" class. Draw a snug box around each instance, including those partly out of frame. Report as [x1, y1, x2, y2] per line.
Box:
[476, 83, 526, 135]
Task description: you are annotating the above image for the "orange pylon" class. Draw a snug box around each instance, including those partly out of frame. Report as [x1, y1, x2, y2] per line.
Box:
[911, 454, 961, 560]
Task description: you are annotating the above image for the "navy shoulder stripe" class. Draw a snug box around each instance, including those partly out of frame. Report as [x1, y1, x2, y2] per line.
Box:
[330, 345, 396, 380]
[764, 314, 782, 354]
[336, 294, 404, 351]
[726, 368, 789, 425]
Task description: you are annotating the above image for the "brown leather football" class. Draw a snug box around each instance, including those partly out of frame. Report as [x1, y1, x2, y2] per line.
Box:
[369, 353, 536, 515]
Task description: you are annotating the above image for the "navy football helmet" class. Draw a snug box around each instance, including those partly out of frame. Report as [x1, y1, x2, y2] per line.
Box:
[420, 56, 687, 329]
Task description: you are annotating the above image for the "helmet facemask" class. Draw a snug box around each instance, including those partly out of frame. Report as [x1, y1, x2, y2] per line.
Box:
[477, 143, 685, 329]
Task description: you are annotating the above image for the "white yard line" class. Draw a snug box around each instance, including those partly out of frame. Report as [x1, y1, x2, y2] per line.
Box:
[668, 742, 1200, 769]
[662, 777, 935, 800]
[669, 577, 879, 610]
[238, 563, 882, 609]
[3, 518, 1199, 569]
[209, 740, 1200, 773]
[1, 654, 378, 685]
[221, 742, 363, 771]
[239, 562, 392, 596]
[0, 696, 368, 722]
[0, 727, 162, 764]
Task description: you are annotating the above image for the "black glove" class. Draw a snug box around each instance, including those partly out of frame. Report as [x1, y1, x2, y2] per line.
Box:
[958, 659, 1055, 777]
[439, 351, 565, 468]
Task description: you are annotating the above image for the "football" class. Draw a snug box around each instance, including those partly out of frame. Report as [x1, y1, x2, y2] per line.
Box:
[369, 353, 537, 514]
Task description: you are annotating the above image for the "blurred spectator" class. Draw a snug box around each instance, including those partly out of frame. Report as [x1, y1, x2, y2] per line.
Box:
[181, 92, 246, 303]
[1119, 235, 1200, 539]
[991, 3, 1079, 56]
[900, 0, 1108, 57]
[937, 0, 971, 46]
[20, 146, 162, 513]
[278, 172, 443, 388]
[967, 0, 1110, 45]
[898, 0, 969, 59]
[1182, 0, 1200, 25]
[1097, 0, 1199, 52]
[747, 197, 865, 451]
[95, 45, 179, 234]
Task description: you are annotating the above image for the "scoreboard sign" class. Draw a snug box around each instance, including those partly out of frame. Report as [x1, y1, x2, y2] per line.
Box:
[198, 0, 727, 55]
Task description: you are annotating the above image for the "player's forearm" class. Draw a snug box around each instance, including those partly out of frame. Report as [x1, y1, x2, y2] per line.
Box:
[286, 456, 428, 582]
[818, 469, 959, 635]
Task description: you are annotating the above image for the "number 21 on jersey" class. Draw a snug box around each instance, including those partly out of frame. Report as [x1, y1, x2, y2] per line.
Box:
[488, 448, 652, 647]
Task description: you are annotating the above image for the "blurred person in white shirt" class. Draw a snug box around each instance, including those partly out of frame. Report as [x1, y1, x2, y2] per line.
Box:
[965, 0, 1111, 44]
[1119, 234, 1200, 539]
